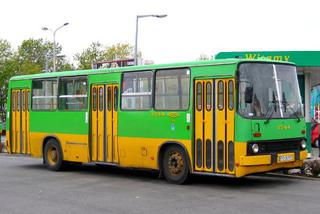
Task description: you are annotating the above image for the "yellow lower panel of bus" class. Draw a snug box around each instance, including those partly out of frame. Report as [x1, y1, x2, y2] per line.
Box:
[28, 132, 89, 163]
[240, 155, 271, 166]
[235, 159, 305, 177]
[118, 137, 192, 170]
[10, 132, 191, 170]
[234, 142, 307, 177]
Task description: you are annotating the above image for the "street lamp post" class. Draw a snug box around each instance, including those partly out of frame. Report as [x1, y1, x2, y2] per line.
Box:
[134, 14, 167, 65]
[42, 22, 69, 72]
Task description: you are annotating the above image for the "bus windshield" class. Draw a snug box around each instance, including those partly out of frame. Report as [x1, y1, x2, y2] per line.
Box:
[238, 63, 304, 119]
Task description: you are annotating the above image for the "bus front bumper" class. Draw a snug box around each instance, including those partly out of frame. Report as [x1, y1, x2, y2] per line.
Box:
[235, 150, 308, 177]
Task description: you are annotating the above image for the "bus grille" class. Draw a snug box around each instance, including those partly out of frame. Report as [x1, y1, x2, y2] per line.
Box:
[247, 138, 303, 155]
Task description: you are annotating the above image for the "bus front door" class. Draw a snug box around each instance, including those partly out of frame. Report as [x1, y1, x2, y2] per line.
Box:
[194, 79, 235, 174]
[10, 89, 30, 154]
[90, 84, 119, 164]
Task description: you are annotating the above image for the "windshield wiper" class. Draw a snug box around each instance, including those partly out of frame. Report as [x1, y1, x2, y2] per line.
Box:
[264, 91, 277, 124]
[264, 104, 275, 124]
[282, 92, 287, 113]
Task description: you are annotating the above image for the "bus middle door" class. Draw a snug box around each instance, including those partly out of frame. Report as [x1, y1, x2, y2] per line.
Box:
[90, 84, 119, 164]
[194, 79, 235, 174]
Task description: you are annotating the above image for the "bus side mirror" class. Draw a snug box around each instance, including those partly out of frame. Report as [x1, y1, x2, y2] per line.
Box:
[245, 86, 253, 103]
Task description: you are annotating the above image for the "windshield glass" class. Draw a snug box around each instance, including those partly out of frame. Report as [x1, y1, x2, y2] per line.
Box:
[238, 63, 304, 119]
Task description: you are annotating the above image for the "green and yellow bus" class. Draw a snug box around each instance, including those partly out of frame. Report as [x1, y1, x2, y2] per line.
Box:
[5, 59, 307, 183]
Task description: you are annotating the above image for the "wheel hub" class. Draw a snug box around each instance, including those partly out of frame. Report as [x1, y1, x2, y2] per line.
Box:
[48, 147, 58, 165]
[51, 150, 57, 161]
[168, 152, 184, 175]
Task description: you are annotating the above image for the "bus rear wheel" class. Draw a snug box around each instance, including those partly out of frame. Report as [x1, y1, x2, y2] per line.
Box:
[162, 145, 189, 184]
[44, 139, 64, 171]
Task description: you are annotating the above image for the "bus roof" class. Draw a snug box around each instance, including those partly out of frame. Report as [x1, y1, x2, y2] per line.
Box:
[10, 58, 294, 81]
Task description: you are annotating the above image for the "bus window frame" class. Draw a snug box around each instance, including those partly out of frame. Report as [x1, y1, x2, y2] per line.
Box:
[235, 61, 300, 119]
[31, 78, 59, 112]
[196, 82, 202, 112]
[114, 86, 119, 112]
[120, 70, 154, 111]
[217, 80, 224, 111]
[228, 80, 234, 111]
[153, 67, 191, 112]
[57, 76, 89, 112]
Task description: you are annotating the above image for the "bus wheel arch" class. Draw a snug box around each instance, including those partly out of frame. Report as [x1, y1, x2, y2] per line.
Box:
[158, 142, 191, 184]
[42, 136, 64, 171]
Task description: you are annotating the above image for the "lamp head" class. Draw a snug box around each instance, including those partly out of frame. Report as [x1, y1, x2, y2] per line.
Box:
[155, 14, 167, 18]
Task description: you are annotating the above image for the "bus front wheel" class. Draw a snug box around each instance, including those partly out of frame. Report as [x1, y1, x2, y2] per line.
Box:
[162, 145, 189, 184]
[44, 139, 64, 171]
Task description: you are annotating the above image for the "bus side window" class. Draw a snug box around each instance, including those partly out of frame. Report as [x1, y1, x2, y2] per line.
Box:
[218, 81, 224, 110]
[12, 91, 15, 111]
[196, 82, 202, 111]
[107, 86, 112, 111]
[93, 88, 97, 111]
[114, 86, 118, 111]
[17, 91, 20, 112]
[27, 91, 30, 111]
[206, 82, 212, 111]
[32, 79, 58, 110]
[22, 91, 26, 111]
[155, 68, 190, 110]
[121, 71, 153, 110]
[59, 76, 88, 110]
[228, 80, 234, 110]
[99, 87, 104, 112]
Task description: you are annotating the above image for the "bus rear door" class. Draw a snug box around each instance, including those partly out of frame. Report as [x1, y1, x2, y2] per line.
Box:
[10, 89, 30, 154]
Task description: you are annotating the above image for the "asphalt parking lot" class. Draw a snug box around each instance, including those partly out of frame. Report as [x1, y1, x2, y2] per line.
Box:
[0, 154, 320, 214]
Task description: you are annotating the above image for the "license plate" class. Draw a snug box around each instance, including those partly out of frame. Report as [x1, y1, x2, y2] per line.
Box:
[277, 153, 294, 163]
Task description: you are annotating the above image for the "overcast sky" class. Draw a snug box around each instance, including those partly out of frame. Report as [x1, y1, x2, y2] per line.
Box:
[1, 0, 320, 64]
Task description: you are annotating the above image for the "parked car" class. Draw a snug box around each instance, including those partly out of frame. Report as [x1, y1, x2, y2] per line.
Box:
[311, 123, 319, 147]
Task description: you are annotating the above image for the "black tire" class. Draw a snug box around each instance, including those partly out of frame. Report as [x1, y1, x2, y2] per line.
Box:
[162, 145, 189, 184]
[44, 139, 64, 171]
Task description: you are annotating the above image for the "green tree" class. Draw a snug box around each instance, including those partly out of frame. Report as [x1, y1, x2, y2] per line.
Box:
[74, 42, 134, 70]
[16, 38, 66, 73]
[74, 42, 105, 70]
[103, 43, 133, 61]
[0, 39, 13, 60]
[0, 39, 15, 121]
[58, 59, 75, 71]
[0, 38, 73, 121]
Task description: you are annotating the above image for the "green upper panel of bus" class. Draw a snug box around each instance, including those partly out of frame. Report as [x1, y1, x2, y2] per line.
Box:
[10, 58, 294, 81]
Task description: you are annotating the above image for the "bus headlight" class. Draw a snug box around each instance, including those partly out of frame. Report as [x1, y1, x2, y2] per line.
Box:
[301, 140, 307, 150]
[251, 144, 259, 154]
